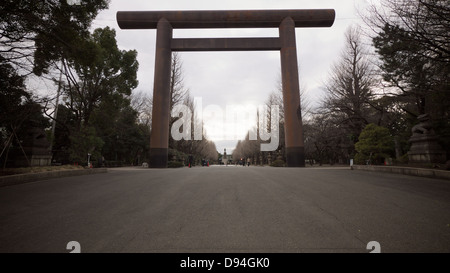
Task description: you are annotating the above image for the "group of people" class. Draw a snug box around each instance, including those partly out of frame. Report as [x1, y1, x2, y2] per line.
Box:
[187, 155, 209, 168]
[187, 154, 251, 167]
[239, 158, 251, 167]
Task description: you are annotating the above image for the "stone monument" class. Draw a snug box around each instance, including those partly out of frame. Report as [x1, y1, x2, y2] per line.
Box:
[408, 114, 446, 164]
[222, 148, 228, 165]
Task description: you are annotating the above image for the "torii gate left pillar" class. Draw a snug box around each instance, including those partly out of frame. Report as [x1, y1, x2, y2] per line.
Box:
[117, 10, 335, 168]
[149, 18, 173, 168]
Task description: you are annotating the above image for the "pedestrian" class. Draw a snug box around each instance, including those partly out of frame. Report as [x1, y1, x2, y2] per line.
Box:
[188, 154, 193, 168]
[247, 157, 251, 167]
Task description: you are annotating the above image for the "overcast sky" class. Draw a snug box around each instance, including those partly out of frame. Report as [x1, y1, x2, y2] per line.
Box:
[91, 0, 370, 154]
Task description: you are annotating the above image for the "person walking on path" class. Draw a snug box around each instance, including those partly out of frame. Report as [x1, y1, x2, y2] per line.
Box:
[188, 155, 193, 168]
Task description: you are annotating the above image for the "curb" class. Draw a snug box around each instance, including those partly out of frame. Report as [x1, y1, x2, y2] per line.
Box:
[0, 168, 108, 188]
[351, 165, 450, 180]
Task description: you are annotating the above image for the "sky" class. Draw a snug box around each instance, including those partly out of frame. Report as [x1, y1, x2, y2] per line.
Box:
[90, 0, 370, 154]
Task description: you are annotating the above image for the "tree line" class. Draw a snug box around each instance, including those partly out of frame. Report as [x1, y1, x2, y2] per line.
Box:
[0, 1, 217, 168]
[1, 0, 448, 168]
[233, 0, 449, 167]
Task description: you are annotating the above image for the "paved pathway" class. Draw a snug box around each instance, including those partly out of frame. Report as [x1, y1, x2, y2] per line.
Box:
[1, 166, 449, 252]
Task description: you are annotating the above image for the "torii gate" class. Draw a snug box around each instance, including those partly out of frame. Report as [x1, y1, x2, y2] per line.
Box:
[116, 9, 335, 168]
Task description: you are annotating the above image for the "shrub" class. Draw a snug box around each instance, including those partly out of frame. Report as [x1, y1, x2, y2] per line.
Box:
[355, 124, 394, 165]
[354, 153, 368, 165]
[270, 159, 286, 167]
[69, 126, 104, 164]
[168, 161, 184, 168]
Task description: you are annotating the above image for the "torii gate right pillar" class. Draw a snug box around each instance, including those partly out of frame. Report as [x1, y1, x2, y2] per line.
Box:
[279, 17, 305, 167]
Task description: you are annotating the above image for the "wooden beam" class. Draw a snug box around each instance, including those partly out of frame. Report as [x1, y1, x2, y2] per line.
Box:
[117, 9, 335, 29]
[171, 37, 281, 51]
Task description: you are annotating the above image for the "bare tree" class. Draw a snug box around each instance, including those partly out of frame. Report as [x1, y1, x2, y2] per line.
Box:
[257, 71, 311, 162]
[170, 52, 189, 110]
[304, 113, 351, 165]
[131, 90, 153, 127]
[232, 140, 244, 163]
[171, 93, 218, 162]
[273, 74, 311, 122]
[232, 71, 312, 165]
[321, 25, 376, 142]
[168, 52, 191, 150]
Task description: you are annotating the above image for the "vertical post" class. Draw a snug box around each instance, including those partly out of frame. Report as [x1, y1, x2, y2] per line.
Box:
[149, 18, 173, 168]
[279, 17, 305, 167]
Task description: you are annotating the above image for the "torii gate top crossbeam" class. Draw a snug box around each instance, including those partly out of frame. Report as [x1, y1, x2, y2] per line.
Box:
[116, 9, 335, 29]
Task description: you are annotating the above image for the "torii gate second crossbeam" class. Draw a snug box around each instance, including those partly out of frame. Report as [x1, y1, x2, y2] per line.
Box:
[117, 9, 336, 168]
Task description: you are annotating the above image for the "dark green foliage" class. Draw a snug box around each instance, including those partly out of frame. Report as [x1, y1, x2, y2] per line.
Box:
[0, 0, 109, 72]
[93, 104, 147, 165]
[0, 58, 30, 129]
[51, 105, 76, 164]
[303, 1, 450, 166]
[0, 59, 50, 167]
[373, 20, 450, 158]
[0, 1, 150, 168]
[373, 24, 434, 115]
[168, 161, 185, 168]
[68, 126, 104, 165]
[48, 27, 141, 166]
[270, 159, 286, 167]
[61, 27, 138, 128]
[355, 124, 394, 165]
[169, 149, 188, 162]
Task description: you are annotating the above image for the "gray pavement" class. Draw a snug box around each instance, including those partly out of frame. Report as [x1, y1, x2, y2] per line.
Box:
[0, 165, 449, 253]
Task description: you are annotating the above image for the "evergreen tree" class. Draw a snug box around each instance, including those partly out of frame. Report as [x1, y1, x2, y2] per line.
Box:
[355, 124, 394, 165]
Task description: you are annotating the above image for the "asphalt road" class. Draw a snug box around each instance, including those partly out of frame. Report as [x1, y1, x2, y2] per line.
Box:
[0, 165, 449, 253]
